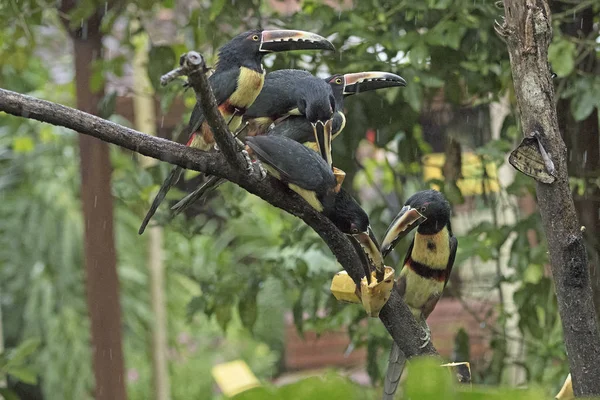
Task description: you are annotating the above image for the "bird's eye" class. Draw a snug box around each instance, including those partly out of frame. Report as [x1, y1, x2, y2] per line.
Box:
[252, 35, 260, 41]
[335, 78, 342, 84]
[420, 206, 427, 212]
[351, 227, 359, 234]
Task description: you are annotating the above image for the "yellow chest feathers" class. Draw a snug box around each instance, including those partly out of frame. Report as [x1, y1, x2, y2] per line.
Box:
[229, 67, 265, 109]
[411, 228, 450, 269]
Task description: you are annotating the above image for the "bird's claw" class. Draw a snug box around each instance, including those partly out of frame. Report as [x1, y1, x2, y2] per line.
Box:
[241, 149, 254, 173]
[419, 325, 431, 348]
[257, 161, 267, 180]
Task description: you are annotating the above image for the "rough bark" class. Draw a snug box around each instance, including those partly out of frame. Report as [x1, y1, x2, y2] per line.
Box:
[0, 86, 437, 361]
[498, 0, 600, 395]
[552, 3, 600, 327]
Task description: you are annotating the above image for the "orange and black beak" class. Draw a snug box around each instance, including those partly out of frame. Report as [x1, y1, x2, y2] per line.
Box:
[353, 225, 385, 279]
[259, 30, 335, 53]
[381, 206, 427, 258]
[312, 119, 334, 167]
[342, 71, 406, 96]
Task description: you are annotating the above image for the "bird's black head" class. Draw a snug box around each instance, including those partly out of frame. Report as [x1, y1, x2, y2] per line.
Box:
[380, 189, 452, 258]
[216, 29, 334, 73]
[326, 188, 370, 234]
[325, 74, 346, 111]
[297, 77, 335, 125]
[328, 188, 386, 274]
[405, 189, 451, 235]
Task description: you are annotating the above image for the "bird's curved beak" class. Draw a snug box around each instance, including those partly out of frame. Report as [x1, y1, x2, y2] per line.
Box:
[260, 30, 335, 53]
[342, 71, 407, 96]
[353, 226, 385, 278]
[311, 119, 334, 166]
[381, 206, 427, 258]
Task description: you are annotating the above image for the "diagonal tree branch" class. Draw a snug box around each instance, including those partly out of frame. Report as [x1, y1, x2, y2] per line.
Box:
[499, 0, 600, 395]
[0, 85, 437, 360]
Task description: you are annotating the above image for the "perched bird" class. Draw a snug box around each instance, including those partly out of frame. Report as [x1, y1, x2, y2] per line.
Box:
[138, 29, 334, 234]
[245, 135, 381, 264]
[274, 71, 406, 148]
[243, 69, 337, 164]
[170, 71, 405, 214]
[380, 190, 457, 400]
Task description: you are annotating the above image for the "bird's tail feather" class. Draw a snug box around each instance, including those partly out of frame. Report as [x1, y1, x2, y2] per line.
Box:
[170, 175, 225, 216]
[138, 166, 183, 235]
[382, 342, 406, 400]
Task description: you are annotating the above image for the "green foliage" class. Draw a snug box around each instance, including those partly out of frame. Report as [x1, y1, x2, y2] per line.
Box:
[229, 358, 548, 400]
[232, 371, 374, 400]
[0, 338, 41, 386]
[1, 0, 598, 398]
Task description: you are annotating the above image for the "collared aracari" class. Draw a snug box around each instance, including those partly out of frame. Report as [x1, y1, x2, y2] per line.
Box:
[244, 134, 382, 273]
[243, 69, 337, 164]
[170, 71, 405, 214]
[138, 29, 334, 234]
[274, 71, 406, 148]
[379, 189, 457, 400]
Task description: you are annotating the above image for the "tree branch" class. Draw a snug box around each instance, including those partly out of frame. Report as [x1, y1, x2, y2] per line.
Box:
[500, 0, 600, 395]
[0, 85, 436, 360]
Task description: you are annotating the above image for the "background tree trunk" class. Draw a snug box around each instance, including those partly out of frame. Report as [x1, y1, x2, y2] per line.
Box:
[62, 3, 128, 399]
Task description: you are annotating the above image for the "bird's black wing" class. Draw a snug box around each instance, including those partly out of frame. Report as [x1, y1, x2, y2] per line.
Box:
[246, 135, 334, 191]
[271, 116, 314, 143]
[244, 69, 312, 119]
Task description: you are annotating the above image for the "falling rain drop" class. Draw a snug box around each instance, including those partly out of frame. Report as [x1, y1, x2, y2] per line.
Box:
[161, 116, 165, 128]
[94, 195, 98, 208]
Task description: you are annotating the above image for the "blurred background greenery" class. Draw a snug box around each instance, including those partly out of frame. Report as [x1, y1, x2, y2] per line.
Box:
[0, 0, 598, 399]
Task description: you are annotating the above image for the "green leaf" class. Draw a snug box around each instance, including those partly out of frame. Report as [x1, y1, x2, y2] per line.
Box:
[409, 42, 429, 66]
[6, 366, 38, 385]
[292, 292, 304, 338]
[0, 388, 20, 400]
[147, 46, 177, 91]
[571, 87, 596, 121]
[12, 136, 35, 153]
[238, 285, 259, 332]
[523, 263, 543, 284]
[5, 338, 40, 367]
[548, 39, 575, 77]
[209, 0, 226, 21]
[403, 80, 423, 112]
[186, 296, 206, 320]
[215, 303, 232, 331]
[403, 357, 456, 400]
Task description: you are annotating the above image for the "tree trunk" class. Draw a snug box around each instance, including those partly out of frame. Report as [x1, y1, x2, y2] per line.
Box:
[552, 3, 600, 326]
[65, 6, 128, 400]
[499, 0, 600, 395]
